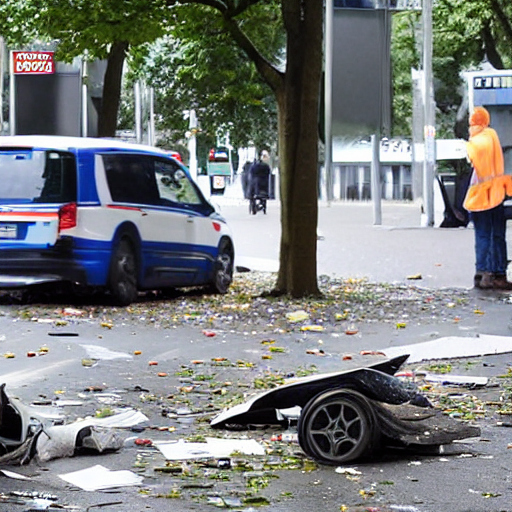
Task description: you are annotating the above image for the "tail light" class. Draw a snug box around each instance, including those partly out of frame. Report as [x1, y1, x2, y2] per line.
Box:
[58, 202, 77, 231]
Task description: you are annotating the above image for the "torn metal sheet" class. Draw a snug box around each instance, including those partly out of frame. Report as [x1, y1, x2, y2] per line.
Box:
[59, 464, 143, 491]
[382, 334, 512, 363]
[211, 355, 415, 428]
[0, 383, 148, 465]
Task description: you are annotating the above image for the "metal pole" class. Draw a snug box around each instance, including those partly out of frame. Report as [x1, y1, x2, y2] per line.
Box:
[9, 50, 15, 136]
[371, 133, 382, 225]
[188, 109, 198, 182]
[422, 0, 435, 226]
[324, 0, 334, 203]
[134, 81, 142, 143]
[81, 59, 88, 137]
[148, 87, 155, 146]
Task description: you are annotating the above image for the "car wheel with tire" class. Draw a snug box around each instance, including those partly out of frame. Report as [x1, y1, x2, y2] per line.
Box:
[298, 389, 379, 465]
[108, 237, 138, 306]
[209, 238, 234, 294]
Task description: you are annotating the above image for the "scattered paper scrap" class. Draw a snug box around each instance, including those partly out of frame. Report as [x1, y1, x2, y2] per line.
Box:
[154, 438, 265, 460]
[59, 464, 143, 491]
[0, 469, 31, 480]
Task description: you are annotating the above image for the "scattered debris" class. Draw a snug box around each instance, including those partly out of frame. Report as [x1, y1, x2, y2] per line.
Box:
[59, 464, 144, 491]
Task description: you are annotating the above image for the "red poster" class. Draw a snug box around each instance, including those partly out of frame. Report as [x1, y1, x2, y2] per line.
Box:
[12, 51, 55, 75]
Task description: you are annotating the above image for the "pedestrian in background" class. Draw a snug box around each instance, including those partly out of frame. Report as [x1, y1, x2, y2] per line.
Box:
[464, 106, 512, 290]
[249, 150, 271, 200]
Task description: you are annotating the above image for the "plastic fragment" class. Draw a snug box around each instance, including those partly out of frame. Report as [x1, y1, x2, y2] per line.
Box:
[345, 328, 358, 335]
[203, 330, 216, 337]
[148, 361, 158, 366]
[134, 438, 153, 446]
[100, 321, 114, 329]
[306, 348, 325, 356]
[396, 322, 407, 329]
[407, 273, 422, 280]
[4, 352, 15, 358]
[157, 372, 168, 377]
[133, 350, 142, 355]
[474, 309, 485, 315]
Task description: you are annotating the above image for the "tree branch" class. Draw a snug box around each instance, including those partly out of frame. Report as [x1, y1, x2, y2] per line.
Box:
[170, 0, 284, 92]
[489, 0, 512, 43]
[482, 22, 504, 69]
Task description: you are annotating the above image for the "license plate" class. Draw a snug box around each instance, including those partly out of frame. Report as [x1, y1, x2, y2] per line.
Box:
[213, 176, 225, 189]
[0, 223, 17, 239]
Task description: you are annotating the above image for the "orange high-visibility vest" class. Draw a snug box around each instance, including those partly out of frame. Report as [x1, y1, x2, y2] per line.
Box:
[464, 126, 512, 212]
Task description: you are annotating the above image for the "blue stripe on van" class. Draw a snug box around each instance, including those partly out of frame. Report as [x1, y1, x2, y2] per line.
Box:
[71, 237, 218, 287]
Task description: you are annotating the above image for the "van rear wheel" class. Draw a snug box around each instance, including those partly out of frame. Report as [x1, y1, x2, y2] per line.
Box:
[108, 238, 138, 306]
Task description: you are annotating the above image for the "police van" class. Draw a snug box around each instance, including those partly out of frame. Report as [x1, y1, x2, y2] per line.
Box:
[0, 136, 234, 305]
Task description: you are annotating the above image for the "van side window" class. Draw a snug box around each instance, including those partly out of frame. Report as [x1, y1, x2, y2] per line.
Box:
[103, 154, 159, 205]
[154, 159, 203, 206]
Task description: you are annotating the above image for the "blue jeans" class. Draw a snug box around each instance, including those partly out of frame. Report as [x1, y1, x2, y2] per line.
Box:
[470, 204, 507, 275]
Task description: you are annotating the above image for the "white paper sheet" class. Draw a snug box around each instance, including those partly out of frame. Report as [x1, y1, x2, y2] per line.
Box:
[59, 464, 143, 491]
[154, 437, 265, 460]
[382, 334, 512, 363]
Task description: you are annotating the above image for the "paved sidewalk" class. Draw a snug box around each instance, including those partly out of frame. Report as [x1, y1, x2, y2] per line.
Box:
[216, 197, 494, 289]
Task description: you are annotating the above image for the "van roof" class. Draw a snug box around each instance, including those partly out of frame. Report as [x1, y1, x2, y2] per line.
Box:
[0, 135, 168, 155]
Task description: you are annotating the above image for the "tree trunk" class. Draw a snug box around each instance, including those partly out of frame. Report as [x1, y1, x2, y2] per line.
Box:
[97, 41, 129, 138]
[274, 0, 323, 297]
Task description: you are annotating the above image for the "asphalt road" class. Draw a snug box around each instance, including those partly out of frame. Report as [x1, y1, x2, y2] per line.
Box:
[1, 197, 512, 512]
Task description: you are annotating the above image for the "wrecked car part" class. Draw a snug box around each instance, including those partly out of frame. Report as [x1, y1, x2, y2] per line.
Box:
[211, 355, 481, 464]
[211, 355, 416, 428]
[37, 425, 124, 462]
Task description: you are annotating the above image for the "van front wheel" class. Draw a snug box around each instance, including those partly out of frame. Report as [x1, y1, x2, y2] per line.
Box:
[108, 238, 138, 306]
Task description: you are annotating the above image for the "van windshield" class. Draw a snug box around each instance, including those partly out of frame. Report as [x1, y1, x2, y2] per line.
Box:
[0, 149, 77, 204]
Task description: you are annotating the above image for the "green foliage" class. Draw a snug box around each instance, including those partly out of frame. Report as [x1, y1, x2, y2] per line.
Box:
[136, 3, 281, 155]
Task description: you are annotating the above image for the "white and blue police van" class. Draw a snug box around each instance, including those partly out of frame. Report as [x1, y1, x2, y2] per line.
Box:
[0, 136, 235, 305]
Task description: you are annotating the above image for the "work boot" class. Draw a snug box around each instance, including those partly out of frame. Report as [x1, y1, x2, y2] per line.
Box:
[493, 274, 512, 290]
[478, 272, 494, 289]
[473, 273, 483, 288]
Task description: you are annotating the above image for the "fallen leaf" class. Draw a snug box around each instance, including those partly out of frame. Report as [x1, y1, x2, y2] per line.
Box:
[301, 325, 325, 332]
[360, 350, 386, 356]
[286, 310, 310, 323]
